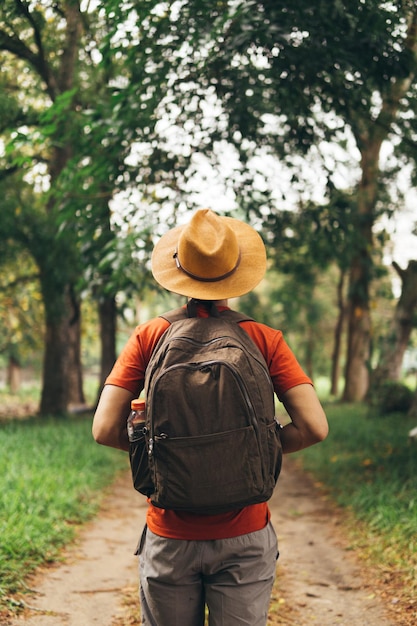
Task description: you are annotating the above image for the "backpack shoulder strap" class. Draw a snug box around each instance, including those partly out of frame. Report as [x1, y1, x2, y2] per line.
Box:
[218, 309, 254, 324]
[159, 307, 188, 324]
[160, 306, 255, 326]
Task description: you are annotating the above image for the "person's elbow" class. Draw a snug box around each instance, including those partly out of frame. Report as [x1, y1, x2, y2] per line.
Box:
[311, 417, 329, 443]
[290, 421, 328, 452]
[303, 406, 329, 446]
[92, 422, 127, 450]
[92, 385, 133, 450]
[92, 421, 110, 446]
[282, 384, 329, 449]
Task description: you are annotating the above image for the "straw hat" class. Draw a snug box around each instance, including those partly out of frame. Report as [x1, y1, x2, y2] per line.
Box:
[151, 208, 267, 300]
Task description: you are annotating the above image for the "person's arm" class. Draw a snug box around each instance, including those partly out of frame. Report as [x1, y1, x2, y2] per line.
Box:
[279, 383, 329, 454]
[92, 384, 136, 451]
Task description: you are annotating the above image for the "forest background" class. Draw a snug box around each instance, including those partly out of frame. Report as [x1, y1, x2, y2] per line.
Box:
[0, 0, 417, 416]
[1, 2, 417, 622]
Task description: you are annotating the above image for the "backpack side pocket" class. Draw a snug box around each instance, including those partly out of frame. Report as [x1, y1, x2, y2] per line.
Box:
[129, 434, 154, 497]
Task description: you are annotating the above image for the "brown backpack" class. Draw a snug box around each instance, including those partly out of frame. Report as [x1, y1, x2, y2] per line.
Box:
[129, 304, 282, 514]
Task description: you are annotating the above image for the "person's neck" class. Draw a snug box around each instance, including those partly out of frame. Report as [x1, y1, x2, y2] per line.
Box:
[187, 298, 229, 307]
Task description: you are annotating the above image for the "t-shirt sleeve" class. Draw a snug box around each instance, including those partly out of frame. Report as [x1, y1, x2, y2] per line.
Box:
[105, 317, 170, 395]
[239, 320, 312, 400]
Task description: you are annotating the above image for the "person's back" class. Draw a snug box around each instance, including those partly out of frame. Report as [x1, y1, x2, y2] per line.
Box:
[93, 208, 328, 626]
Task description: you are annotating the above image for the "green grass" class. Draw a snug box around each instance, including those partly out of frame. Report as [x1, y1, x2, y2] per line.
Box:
[0, 415, 127, 603]
[298, 402, 417, 585]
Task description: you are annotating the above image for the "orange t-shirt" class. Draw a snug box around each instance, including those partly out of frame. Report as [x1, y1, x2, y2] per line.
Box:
[106, 306, 312, 540]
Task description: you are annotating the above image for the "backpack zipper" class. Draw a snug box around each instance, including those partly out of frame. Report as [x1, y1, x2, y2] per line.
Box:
[164, 334, 274, 409]
[148, 359, 258, 452]
[147, 333, 273, 454]
[166, 335, 272, 386]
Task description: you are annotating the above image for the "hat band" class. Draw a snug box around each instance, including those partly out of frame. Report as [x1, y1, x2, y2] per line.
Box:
[173, 249, 241, 283]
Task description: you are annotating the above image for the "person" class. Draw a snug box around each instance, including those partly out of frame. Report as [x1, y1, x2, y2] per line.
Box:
[92, 208, 329, 626]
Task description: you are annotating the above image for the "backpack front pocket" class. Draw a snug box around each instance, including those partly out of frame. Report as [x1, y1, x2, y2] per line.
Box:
[150, 425, 264, 514]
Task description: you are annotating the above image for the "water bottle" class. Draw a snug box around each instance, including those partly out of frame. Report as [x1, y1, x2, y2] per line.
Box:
[127, 399, 146, 443]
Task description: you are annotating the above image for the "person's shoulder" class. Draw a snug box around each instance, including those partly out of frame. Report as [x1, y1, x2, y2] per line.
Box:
[235, 314, 282, 336]
[140, 314, 171, 328]
[133, 314, 171, 340]
[229, 312, 284, 351]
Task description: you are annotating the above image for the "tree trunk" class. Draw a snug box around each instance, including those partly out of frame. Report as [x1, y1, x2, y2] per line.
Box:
[343, 136, 381, 402]
[96, 294, 117, 405]
[37, 2, 84, 416]
[330, 268, 347, 397]
[40, 288, 72, 415]
[343, 293, 372, 401]
[7, 355, 21, 394]
[372, 260, 417, 384]
[66, 286, 85, 407]
[343, 225, 373, 402]
[409, 390, 417, 418]
[343, 6, 417, 401]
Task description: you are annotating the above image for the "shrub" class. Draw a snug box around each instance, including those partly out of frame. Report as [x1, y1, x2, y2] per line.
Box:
[369, 380, 414, 414]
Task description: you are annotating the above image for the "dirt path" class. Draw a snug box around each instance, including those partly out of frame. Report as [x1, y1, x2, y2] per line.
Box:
[269, 461, 397, 626]
[4, 474, 148, 626]
[5, 459, 404, 626]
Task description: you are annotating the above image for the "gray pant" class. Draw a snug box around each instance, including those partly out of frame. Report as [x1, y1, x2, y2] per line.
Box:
[137, 522, 278, 626]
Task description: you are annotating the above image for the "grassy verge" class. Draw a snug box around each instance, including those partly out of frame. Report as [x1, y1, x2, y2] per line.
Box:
[0, 415, 127, 608]
[298, 402, 417, 599]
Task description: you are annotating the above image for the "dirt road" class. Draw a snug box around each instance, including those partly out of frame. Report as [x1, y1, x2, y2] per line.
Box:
[5, 458, 403, 626]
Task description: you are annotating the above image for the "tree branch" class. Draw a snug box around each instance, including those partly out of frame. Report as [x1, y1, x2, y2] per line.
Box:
[0, 1, 58, 99]
[0, 165, 20, 181]
[58, 1, 83, 92]
[0, 273, 40, 292]
[0, 30, 39, 69]
[14, 0, 46, 60]
[378, 5, 417, 133]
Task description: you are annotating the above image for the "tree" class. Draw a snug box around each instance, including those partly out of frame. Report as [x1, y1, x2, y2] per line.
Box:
[122, 0, 417, 400]
[372, 260, 417, 384]
[0, 1, 158, 413]
[0, 1, 87, 413]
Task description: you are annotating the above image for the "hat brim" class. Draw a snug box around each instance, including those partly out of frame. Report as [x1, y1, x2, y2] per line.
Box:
[151, 216, 267, 300]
